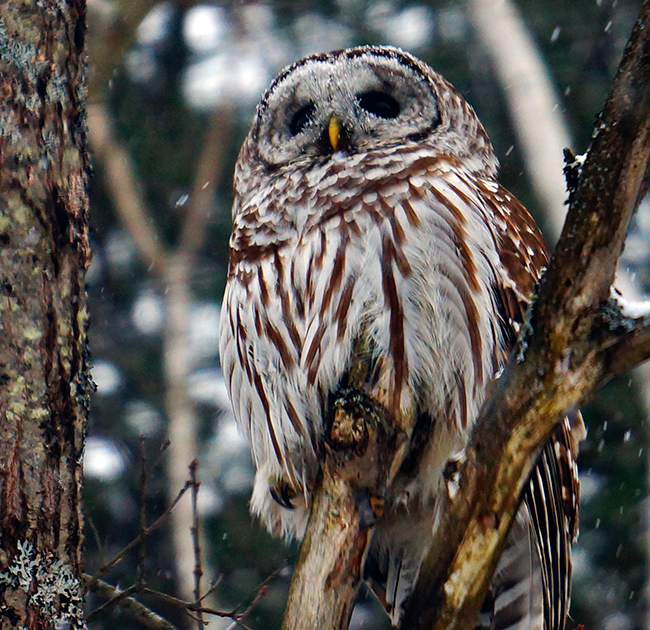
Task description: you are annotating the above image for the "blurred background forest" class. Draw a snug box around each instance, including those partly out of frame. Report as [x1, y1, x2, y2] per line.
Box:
[83, 1, 649, 629]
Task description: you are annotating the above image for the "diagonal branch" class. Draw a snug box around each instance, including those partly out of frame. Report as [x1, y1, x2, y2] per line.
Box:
[468, 0, 572, 239]
[88, 102, 169, 273]
[85, 575, 179, 630]
[179, 111, 230, 255]
[399, 2, 650, 629]
[89, 99, 231, 606]
[280, 4, 650, 630]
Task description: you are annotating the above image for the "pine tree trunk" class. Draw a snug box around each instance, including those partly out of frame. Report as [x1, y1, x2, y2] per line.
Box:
[0, 2, 90, 628]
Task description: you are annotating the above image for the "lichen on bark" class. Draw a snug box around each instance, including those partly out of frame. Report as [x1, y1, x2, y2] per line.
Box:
[0, 2, 91, 629]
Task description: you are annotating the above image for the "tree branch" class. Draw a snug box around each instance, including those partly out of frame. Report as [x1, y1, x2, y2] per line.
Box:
[179, 111, 230, 255]
[282, 389, 409, 630]
[85, 575, 179, 630]
[601, 293, 650, 375]
[282, 469, 370, 630]
[471, 4, 650, 621]
[400, 3, 650, 628]
[88, 102, 169, 272]
[468, 0, 572, 239]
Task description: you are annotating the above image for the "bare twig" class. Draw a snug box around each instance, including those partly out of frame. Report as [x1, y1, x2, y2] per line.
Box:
[139, 588, 236, 619]
[138, 588, 209, 614]
[138, 438, 148, 584]
[87, 479, 193, 587]
[233, 563, 287, 623]
[86, 535, 282, 629]
[85, 574, 179, 630]
[236, 586, 269, 623]
[86, 583, 141, 622]
[197, 576, 223, 604]
[87, 516, 107, 567]
[140, 563, 284, 620]
[190, 460, 205, 630]
[84, 461, 277, 628]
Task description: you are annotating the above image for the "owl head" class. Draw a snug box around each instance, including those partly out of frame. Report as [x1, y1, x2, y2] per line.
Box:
[235, 45, 498, 194]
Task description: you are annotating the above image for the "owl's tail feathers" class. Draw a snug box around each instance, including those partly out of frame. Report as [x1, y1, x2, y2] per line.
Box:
[363, 520, 430, 627]
[477, 507, 545, 630]
[364, 507, 545, 630]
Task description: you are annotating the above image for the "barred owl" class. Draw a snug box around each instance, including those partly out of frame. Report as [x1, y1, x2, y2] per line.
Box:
[219, 46, 581, 629]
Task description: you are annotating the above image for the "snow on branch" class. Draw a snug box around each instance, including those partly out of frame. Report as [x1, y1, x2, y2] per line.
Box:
[610, 287, 650, 321]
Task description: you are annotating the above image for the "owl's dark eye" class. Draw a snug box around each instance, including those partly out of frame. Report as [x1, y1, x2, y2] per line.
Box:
[289, 102, 316, 136]
[357, 91, 401, 119]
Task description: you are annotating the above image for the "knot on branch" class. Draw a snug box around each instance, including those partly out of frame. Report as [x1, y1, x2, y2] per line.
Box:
[326, 388, 391, 455]
[324, 387, 408, 523]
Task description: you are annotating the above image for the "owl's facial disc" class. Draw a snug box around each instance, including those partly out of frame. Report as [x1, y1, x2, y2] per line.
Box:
[253, 47, 441, 167]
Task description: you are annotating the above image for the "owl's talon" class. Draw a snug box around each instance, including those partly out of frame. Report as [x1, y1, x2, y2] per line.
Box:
[355, 490, 384, 529]
[270, 481, 296, 510]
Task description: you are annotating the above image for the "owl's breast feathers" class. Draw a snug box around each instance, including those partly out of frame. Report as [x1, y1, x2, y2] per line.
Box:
[222, 150, 548, 490]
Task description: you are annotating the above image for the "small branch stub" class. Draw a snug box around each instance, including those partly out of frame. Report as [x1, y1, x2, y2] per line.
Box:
[282, 388, 407, 630]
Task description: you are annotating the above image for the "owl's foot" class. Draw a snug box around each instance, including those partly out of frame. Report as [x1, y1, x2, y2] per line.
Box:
[354, 489, 385, 528]
[270, 480, 296, 510]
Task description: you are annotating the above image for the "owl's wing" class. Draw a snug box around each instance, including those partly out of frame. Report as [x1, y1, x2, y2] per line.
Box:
[479, 416, 582, 630]
[364, 419, 582, 630]
[480, 185, 582, 630]
[525, 417, 582, 630]
[364, 408, 582, 630]
[367, 183, 582, 630]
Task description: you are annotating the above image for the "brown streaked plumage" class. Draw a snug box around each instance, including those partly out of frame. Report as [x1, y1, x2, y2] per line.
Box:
[219, 45, 583, 630]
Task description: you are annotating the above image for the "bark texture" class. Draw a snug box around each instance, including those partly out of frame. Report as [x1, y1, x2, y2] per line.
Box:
[0, 2, 90, 629]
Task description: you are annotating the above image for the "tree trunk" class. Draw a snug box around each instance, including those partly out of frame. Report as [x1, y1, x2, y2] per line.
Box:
[0, 2, 90, 629]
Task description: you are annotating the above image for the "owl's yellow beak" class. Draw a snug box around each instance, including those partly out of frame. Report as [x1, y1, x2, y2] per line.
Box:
[328, 116, 341, 152]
